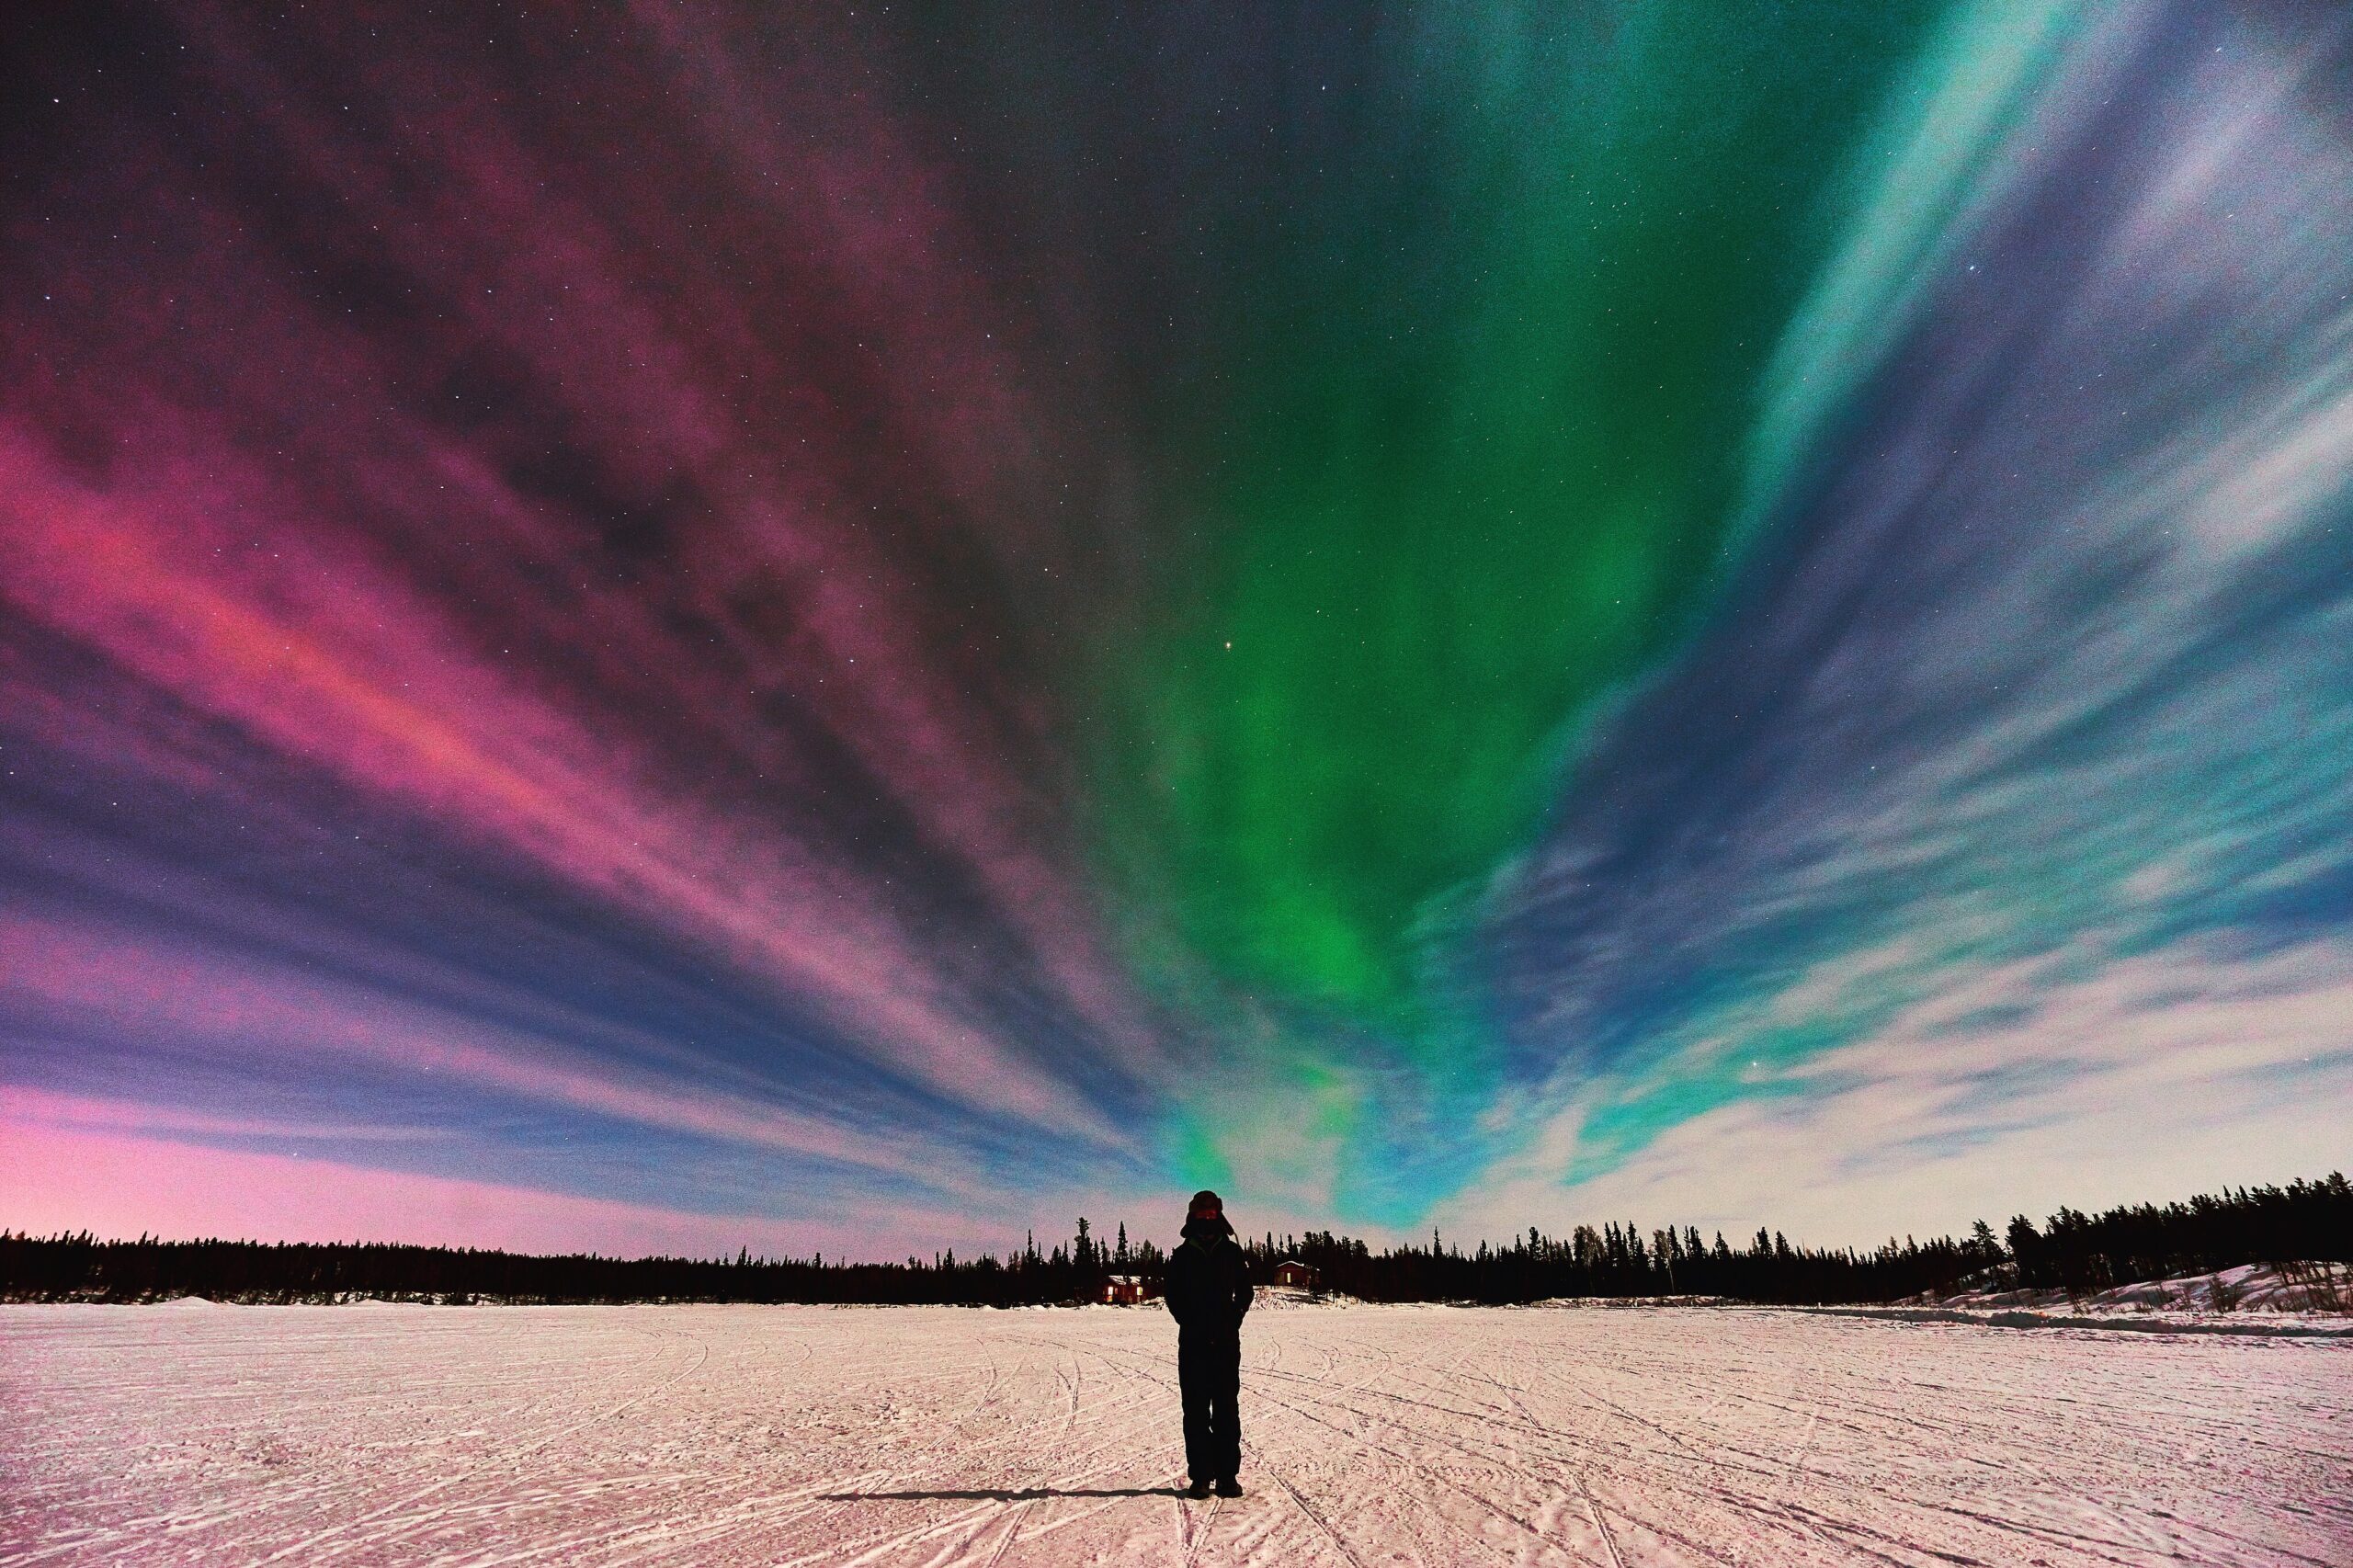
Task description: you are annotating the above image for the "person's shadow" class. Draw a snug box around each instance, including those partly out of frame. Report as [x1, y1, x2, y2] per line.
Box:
[818, 1486, 1182, 1501]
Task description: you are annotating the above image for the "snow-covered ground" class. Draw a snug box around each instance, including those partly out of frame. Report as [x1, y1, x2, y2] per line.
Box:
[2, 1301, 2346, 1565]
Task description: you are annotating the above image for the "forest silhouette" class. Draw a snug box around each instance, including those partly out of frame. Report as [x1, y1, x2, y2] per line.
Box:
[6, 1175, 2345, 1309]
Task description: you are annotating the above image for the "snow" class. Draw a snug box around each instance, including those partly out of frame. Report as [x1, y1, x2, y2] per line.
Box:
[1924, 1261, 2353, 1324]
[2, 1301, 2347, 1565]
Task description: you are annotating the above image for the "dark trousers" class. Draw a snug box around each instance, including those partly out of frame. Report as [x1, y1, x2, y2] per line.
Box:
[1177, 1333, 1242, 1483]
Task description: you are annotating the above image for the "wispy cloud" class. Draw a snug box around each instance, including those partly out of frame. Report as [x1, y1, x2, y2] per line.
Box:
[1445, 934, 2353, 1245]
[1472, 1, 2353, 1227]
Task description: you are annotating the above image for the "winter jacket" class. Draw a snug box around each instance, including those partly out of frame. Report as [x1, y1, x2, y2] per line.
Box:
[1165, 1218, 1252, 1341]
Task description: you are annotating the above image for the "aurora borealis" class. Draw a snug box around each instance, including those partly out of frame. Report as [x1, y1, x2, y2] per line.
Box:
[5, 2, 2350, 1257]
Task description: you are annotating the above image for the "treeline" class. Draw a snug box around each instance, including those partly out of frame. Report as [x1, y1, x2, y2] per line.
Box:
[0, 1216, 1156, 1308]
[2001, 1173, 2351, 1293]
[5, 1174, 2346, 1308]
[1252, 1172, 2351, 1306]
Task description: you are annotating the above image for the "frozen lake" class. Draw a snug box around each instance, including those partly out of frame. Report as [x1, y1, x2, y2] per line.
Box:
[2, 1300, 2346, 1565]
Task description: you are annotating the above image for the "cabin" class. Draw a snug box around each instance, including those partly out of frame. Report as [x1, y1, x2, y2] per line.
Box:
[1101, 1274, 1154, 1305]
[1272, 1259, 1320, 1290]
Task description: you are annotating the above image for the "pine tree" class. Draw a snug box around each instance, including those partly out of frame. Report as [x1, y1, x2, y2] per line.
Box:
[2006, 1215, 2043, 1287]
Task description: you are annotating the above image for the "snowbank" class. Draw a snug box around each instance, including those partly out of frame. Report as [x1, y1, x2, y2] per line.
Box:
[1919, 1260, 2351, 1329]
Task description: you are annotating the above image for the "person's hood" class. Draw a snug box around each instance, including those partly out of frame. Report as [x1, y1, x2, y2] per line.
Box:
[1181, 1213, 1235, 1244]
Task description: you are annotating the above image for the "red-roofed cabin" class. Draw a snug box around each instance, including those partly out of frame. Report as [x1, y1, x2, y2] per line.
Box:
[1272, 1259, 1319, 1290]
[1101, 1275, 1154, 1305]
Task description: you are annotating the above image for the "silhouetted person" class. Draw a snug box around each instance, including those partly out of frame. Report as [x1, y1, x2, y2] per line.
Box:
[1165, 1188, 1250, 1497]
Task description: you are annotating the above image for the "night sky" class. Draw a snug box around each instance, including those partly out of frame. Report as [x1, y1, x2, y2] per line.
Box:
[6, 2, 2351, 1259]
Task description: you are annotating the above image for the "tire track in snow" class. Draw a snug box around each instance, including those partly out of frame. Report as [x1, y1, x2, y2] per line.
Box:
[1233, 1329, 1767, 1562]
[1177, 1494, 1222, 1568]
[250, 1321, 711, 1566]
[1069, 1335, 1552, 1566]
[1227, 1327, 1902, 1567]
[1264, 1470, 1365, 1568]
[1574, 1475, 1625, 1568]
[1457, 1337, 1632, 1568]
[781, 1335, 1176, 1568]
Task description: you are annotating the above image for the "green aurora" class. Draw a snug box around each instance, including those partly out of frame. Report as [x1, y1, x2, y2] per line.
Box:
[1093, 4, 1946, 1080]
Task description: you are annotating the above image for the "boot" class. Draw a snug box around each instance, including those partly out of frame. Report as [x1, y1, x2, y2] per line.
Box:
[1214, 1477, 1243, 1498]
[1186, 1479, 1212, 1499]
